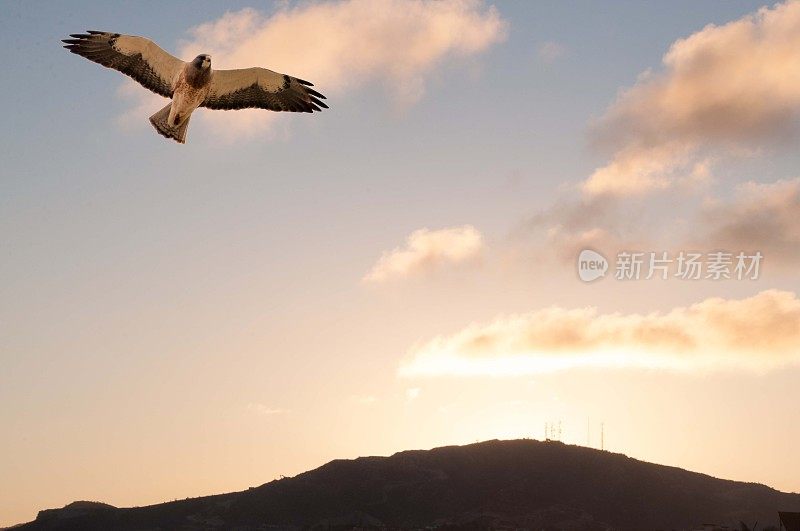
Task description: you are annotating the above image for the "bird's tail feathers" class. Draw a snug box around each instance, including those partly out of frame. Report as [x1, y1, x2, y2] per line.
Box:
[149, 103, 190, 144]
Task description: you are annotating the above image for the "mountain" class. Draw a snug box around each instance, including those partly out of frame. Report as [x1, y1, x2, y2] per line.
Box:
[13, 439, 800, 530]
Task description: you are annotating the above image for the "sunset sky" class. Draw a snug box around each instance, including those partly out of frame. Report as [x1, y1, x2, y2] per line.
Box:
[3, 0, 800, 526]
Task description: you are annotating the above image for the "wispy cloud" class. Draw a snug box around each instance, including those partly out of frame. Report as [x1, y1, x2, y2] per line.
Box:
[583, 1, 800, 196]
[120, 0, 507, 140]
[399, 290, 800, 377]
[526, 193, 647, 263]
[529, 175, 800, 268]
[698, 178, 800, 266]
[363, 225, 484, 283]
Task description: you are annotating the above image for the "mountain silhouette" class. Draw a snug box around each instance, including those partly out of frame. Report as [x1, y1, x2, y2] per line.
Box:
[12, 439, 800, 530]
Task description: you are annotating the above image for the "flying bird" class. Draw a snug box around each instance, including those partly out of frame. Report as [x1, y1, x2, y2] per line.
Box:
[62, 31, 328, 144]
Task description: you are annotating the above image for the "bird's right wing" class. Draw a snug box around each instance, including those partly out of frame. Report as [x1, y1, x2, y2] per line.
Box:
[62, 31, 185, 98]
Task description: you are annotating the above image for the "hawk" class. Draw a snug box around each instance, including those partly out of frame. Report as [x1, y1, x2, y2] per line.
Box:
[62, 31, 328, 144]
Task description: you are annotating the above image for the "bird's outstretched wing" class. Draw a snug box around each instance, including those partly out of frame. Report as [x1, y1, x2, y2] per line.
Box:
[62, 31, 185, 98]
[201, 68, 328, 113]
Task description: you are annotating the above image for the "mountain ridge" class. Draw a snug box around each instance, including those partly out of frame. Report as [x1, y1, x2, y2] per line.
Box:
[12, 438, 800, 530]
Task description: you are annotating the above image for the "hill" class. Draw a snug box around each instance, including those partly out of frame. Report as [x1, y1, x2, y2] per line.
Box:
[13, 439, 800, 530]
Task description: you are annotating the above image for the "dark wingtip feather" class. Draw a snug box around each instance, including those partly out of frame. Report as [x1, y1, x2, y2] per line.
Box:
[296, 78, 314, 86]
[86, 30, 107, 35]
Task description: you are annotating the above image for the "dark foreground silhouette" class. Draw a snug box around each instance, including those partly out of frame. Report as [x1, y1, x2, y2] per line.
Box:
[13, 439, 800, 530]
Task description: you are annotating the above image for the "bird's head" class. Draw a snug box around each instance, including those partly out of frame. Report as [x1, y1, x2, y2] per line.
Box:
[193, 54, 211, 70]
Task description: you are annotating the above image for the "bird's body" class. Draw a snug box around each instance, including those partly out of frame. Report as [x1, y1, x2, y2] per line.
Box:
[62, 31, 327, 144]
[171, 59, 211, 123]
[149, 55, 212, 142]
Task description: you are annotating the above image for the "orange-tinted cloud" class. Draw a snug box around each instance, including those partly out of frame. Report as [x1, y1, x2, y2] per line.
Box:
[699, 178, 800, 265]
[399, 290, 800, 376]
[584, 1, 800, 196]
[364, 225, 484, 283]
[120, 0, 507, 140]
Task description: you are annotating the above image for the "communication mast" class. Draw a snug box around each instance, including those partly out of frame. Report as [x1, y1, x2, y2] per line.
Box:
[601, 422, 605, 451]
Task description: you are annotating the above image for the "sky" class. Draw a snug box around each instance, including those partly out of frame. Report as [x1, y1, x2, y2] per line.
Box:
[2, 0, 800, 526]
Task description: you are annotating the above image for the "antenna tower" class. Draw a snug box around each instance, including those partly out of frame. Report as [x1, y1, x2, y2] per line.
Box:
[601, 422, 605, 451]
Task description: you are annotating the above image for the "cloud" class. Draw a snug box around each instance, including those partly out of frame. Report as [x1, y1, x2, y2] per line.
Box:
[537, 41, 566, 64]
[528, 2, 800, 261]
[399, 290, 800, 377]
[363, 225, 484, 283]
[583, 1, 800, 196]
[582, 143, 713, 197]
[531, 175, 800, 268]
[544, 226, 627, 264]
[121, 0, 507, 140]
[523, 190, 674, 265]
[699, 177, 800, 265]
[527, 193, 631, 262]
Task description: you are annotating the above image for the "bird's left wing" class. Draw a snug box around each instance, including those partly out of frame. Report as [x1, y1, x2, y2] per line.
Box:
[201, 68, 328, 113]
[62, 31, 185, 98]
